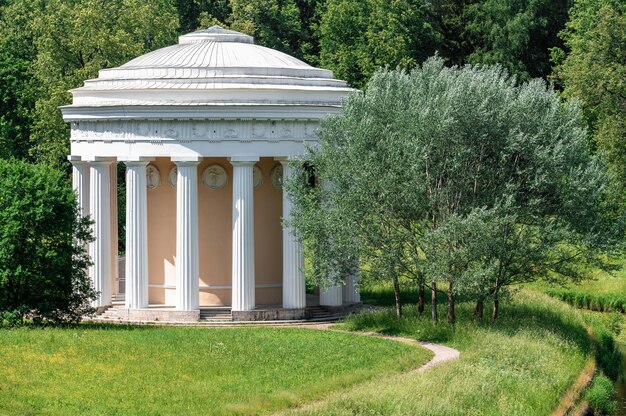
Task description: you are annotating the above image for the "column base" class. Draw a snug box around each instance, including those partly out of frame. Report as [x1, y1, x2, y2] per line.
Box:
[231, 308, 306, 321]
[117, 309, 200, 322]
[316, 302, 363, 315]
[95, 305, 113, 314]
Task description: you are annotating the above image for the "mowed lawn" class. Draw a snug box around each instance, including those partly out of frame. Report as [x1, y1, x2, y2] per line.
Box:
[0, 326, 431, 415]
[280, 292, 592, 416]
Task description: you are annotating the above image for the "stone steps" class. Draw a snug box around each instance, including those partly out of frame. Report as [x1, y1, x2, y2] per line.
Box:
[307, 306, 337, 320]
[199, 309, 232, 321]
[111, 293, 125, 302]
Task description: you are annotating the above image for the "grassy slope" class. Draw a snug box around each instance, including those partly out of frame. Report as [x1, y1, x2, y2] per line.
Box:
[531, 261, 626, 312]
[0, 326, 431, 416]
[282, 291, 592, 416]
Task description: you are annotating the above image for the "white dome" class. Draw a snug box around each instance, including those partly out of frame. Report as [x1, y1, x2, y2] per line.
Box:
[63, 26, 350, 117]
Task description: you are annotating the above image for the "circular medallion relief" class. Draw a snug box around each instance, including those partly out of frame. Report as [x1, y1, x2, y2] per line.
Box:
[168, 166, 177, 188]
[146, 164, 161, 189]
[253, 165, 263, 188]
[202, 164, 228, 190]
[270, 164, 283, 189]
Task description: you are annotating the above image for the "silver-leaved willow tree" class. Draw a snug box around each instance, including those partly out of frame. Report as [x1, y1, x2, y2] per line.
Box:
[285, 57, 624, 323]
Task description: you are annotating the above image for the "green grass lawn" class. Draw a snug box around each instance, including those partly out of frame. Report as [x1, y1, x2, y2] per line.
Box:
[0, 326, 431, 416]
[280, 291, 593, 416]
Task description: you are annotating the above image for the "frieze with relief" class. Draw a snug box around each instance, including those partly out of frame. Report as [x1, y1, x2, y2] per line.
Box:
[70, 120, 320, 143]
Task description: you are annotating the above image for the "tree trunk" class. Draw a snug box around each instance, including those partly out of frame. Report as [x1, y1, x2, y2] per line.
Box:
[431, 281, 438, 323]
[418, 281, 425, 315]
[392, 274, 402, 319]
[474, 296, 484, 320]
[447, 282, 455, 324]
[492, 288, 500, 322]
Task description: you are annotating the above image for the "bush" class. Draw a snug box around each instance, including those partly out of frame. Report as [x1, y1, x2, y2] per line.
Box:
[586, 374, 618, 416]
[0, 159, 96, 325]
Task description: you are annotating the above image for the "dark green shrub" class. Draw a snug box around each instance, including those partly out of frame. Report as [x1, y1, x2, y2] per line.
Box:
[0, 159, 96, 325]
[0, 310, 22, 327]
[586, 374, 618, 416]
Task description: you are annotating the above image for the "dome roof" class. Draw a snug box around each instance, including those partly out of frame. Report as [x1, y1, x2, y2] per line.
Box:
[63, 26, 350, 118]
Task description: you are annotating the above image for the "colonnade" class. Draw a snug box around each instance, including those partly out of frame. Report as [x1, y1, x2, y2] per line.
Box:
[69, 155, 360, 313]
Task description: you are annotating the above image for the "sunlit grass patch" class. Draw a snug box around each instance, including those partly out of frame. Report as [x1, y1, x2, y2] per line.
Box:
[0, 326, 431, 415]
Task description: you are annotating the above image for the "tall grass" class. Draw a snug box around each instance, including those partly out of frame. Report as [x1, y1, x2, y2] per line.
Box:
[545, 289, 626, 313]
[535, 261, 626, 314]
[282, 291, 595, 416]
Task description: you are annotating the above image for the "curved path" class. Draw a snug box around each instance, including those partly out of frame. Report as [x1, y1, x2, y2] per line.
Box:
[290, 322, 460, 373]
[273, 324, 460, 415]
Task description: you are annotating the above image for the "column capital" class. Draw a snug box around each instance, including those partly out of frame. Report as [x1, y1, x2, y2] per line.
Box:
[229, 156, 259, 166]
[83, 156, 117, 165]
[68, 155, 85, 163]
[172, 155, 202, 165]
[123, 161, 151, 169]
[120, 156, 154, 165]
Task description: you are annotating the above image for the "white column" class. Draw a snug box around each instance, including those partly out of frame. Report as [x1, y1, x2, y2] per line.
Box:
[110, 162, 119, 296]
[280, 160, 306, 309]
[124, 160, 150, 309]
[344, 269, 361, 303]
[320, 285, 343, 306]
[174, 157, 201, 311]
[319, 178, 343, 307]
[87, 158, 115, 308]
[230, 157, 257, 311]
[69, 156, 90, 217]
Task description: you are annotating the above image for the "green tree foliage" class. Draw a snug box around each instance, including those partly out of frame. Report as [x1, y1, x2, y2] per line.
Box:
[551, 0, 626, 207]
[0, 159, 95, 325]
[318, 0, 571, 86]
[465, 0, 571, 80]
[286, 58, 620, 322]
[229, 0, 305, 58]
[423, 0, 477, 67]
[0, 0, 39, 161]
[175, 0, 232, 33]
[0, 0, 179, 168]
[318, 0, 441, 88]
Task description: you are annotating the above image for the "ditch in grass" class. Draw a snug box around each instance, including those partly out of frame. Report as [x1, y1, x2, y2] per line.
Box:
[280, 291, 596, 416]
[0, 326, 431, 415]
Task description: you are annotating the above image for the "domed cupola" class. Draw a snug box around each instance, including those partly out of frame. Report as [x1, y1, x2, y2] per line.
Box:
[62, 26, 350, 118]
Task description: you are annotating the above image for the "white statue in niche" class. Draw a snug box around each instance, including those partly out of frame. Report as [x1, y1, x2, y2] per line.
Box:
[253, 166, 263, 188]
[168, 166, 177, 188]
[270, 164, 283, 188]
[203, 165, 228, 190]
[146, 164, 161, 189]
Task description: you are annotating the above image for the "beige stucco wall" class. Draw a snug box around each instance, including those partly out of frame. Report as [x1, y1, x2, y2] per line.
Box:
[146, 156, 283, 306]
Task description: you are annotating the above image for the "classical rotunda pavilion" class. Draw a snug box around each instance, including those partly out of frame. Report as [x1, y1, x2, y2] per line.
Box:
[62, 26, 360, 321]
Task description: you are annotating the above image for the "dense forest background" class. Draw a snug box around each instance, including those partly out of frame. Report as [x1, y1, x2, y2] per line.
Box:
[0, 0, 623, 202]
